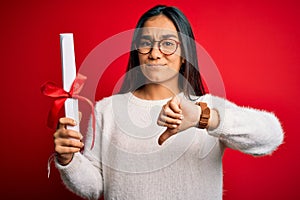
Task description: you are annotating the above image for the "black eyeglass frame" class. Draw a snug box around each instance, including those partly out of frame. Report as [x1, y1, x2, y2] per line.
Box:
[135, 39, 181, 56]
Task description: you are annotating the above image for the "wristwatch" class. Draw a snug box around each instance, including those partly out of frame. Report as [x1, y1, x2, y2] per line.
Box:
[196, 102, 210, 129]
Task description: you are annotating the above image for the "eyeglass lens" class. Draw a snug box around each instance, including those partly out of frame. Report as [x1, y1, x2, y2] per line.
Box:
[136, 39, 178, 55]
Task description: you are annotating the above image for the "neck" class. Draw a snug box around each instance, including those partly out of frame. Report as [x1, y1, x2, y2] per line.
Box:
[134, 83, 180, 100]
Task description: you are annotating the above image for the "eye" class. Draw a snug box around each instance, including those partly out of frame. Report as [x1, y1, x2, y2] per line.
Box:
[161, 40, 175, 47]
[138, 40, 152, 47]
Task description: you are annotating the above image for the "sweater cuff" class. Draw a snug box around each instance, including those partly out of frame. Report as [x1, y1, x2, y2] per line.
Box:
[205, 97, 228, 137]
[55, 153, 82, 177]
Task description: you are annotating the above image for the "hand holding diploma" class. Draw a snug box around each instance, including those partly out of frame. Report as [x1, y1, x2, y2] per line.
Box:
[54, 117, 84, 165]
[41, 34, 96, 166]
[53, 33, 80, 165]
[40, 34, 84, 173]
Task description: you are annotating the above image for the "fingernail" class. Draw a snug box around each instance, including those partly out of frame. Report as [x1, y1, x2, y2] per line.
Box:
[172, 124, 177, 128]
[73, 120, 77, 125]
[180, 115, 184, 119]
[177, 120, 182, 124]
[79, 133, 83, 139]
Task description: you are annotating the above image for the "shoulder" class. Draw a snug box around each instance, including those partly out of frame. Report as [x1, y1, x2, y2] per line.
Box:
[95, 92, 131, 113]
[196, 93, 227, 102]
[187, 93, 230, 104]
[198, 94, 238, 109]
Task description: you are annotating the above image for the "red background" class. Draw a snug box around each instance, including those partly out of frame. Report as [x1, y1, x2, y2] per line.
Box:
[0, 0, 299, 199]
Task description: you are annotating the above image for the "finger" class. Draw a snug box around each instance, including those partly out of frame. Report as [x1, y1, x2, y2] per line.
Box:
[162, 105, 183, 120]
[55, 145, 82, 155]
[54, 129, 83, 140]
[157, 119, 179, 129]
[58, 117, 77, 129]
[169, 100, 182, 114]
[158, 115, 182, 126]
[55, 137, 84, 149]
[158, 128, 178, 145]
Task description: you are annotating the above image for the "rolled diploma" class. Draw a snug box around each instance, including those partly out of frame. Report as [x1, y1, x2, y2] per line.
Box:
[60, 33, 80, 132]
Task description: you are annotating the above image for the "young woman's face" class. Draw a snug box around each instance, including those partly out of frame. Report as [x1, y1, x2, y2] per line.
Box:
[137, 15, 183, 84]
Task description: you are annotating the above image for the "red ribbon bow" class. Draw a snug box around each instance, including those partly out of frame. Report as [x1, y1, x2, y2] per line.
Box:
[41, 73, 96, 149]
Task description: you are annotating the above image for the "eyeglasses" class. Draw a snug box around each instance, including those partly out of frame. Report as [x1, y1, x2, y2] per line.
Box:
[135, 39, 181, 56]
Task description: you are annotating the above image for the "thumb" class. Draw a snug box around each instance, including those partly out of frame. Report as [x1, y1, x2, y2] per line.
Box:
[158, 128, 178, 145]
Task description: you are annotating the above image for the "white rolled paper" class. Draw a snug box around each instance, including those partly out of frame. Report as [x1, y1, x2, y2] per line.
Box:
[60, 33, 80, 132]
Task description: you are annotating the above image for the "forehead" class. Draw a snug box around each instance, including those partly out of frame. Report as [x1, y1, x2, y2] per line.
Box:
[141, 15, 178, 39]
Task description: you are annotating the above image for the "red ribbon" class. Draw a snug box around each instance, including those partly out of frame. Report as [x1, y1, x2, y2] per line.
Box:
[41, 73, 96, 150]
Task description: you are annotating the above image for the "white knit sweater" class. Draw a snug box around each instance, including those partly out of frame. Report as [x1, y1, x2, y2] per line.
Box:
[55, 93, 284, 200]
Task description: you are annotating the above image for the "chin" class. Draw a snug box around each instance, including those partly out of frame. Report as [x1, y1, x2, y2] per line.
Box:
[145, 74, 179, 84]
[141, 66, 179, 84]
[145, 76, 165, 83]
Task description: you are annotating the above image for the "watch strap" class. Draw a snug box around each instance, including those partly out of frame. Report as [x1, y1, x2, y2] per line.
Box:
[196, 102, 210, 129]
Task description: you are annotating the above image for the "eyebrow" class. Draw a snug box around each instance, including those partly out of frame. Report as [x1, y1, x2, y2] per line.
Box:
[139, 34, 178, 40]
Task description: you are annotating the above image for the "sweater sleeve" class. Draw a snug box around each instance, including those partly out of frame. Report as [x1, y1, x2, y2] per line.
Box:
[55, 152, 103, 200]
[203, 94, 284, 156]
[55, 101, 105, 200]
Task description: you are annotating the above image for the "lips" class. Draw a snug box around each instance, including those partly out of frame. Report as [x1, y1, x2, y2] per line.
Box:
[143, 64, 167, 71]
[145, 64, 166, 67]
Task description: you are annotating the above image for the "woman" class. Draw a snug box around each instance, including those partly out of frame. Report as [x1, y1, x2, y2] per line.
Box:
[54, 5, 283, 200]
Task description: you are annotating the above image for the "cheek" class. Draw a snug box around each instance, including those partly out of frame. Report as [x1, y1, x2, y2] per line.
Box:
[138, 54, 147, 65]
[168, 56, 182, 71]
[169, 48, 183, 71]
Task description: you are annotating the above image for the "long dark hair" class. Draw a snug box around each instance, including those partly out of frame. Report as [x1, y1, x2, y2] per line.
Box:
[119, 5, 206, 99]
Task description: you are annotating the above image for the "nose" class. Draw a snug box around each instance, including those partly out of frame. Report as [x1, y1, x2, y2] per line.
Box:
[149, 42, 162, 59]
